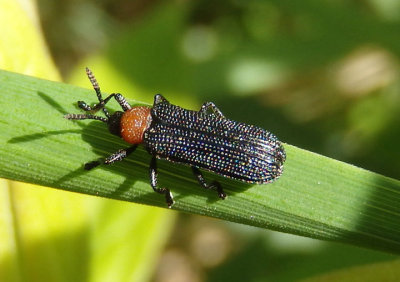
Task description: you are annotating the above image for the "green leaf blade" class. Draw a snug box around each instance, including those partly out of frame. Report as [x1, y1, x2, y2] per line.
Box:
[1, 69, 400, 254]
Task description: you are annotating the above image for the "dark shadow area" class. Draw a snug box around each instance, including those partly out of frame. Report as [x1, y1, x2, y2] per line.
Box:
[38, 91, 68, 114]
[207, 236, 396, 282]
[8, 130, 81, 144]
[349, 112, 400, 180]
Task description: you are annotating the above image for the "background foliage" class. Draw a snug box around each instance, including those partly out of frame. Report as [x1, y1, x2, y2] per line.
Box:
[1, 0, 400, 281]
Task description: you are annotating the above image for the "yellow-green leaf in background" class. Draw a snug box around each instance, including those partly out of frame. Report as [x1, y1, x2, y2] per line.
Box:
[0, 1, 175, 281]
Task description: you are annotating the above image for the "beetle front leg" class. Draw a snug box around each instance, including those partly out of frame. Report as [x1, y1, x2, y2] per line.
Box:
[78, 93, 131, 118]
[150, 156, 174, 207]
[191, 166, 226, 199]
[80, 68, 132, 117]
[84, 145, 138, 170]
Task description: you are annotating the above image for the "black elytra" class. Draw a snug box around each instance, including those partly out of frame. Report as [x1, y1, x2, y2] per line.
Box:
[65, 68, 286, 207]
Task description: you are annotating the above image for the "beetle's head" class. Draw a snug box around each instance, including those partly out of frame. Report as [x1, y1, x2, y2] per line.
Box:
[107, 111, 124, 137]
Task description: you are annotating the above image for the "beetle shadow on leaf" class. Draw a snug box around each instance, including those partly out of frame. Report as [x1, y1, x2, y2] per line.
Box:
[8, 130, 82, 144]
[37, 91, 68, 114]
[56, 120, 148, 191]
[8, 91, 82, 143]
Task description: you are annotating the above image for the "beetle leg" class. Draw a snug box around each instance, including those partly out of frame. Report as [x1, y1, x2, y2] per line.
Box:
[79, 93, 132, 112]
[191, 166, 226, 200]
[81, 67, 132, 117]
[199, 102, 225, 118]
[78, 92, 131, 119]
[150, 156, 174, 208]
[84, 145, 138, 170]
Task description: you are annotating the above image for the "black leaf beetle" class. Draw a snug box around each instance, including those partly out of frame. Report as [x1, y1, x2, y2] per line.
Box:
[65, 68, 286, 207]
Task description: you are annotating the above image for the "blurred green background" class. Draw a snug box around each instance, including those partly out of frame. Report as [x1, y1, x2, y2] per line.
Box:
[2, 0, 400, 281]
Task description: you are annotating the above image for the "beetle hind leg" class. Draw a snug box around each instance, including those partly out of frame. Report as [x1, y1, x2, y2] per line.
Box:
[191, 166, 226, 200]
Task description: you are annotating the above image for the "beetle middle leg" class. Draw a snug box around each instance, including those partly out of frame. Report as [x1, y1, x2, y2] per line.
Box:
[84, 145, 138, 170]
[150, 156, 174, 208]
[199, 102, 225, 118]
[191, 166, 226, 200]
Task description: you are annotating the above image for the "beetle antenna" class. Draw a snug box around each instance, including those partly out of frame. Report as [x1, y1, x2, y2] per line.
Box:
[64, 113, 108, 123]
[86, 67, 102, 103]
[83, 67, 112, 118]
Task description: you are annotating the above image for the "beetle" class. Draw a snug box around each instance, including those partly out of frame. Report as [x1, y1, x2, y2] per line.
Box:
[65, 68, 286, 207]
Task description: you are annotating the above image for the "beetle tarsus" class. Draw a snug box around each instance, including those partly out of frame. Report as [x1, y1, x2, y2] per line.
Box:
[78, 101, 92, 111]
[104, 149, 128, 164]
[192, 166, 226, 200]
[84, 146, 137, 170]
[211, 181, 226, 199]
